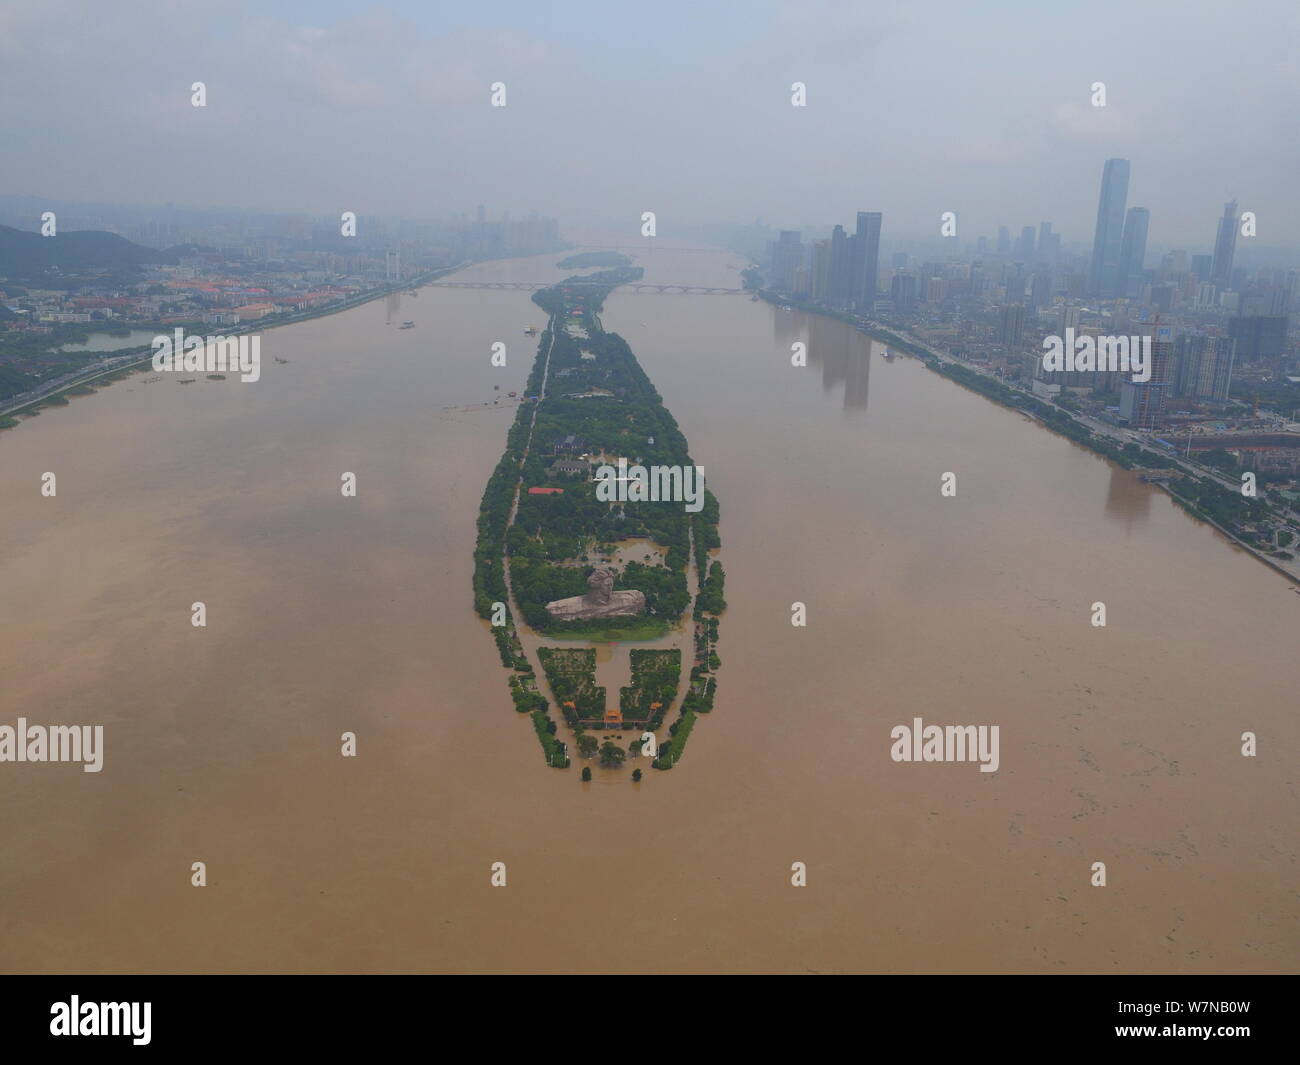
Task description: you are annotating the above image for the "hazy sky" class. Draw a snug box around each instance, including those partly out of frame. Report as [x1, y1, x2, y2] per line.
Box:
[3, 0, 1298, 249]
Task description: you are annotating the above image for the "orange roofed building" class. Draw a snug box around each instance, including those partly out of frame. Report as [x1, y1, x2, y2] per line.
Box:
[233, 302, 276, 321]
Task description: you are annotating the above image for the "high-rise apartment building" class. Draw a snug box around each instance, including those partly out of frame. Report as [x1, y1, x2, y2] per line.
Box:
[811, 239, 831, 303]
[891, 273, 917, 315]
[772, 230, 804, 292]
[1004, 266, 1024, 302]
[853, 211, 882, 311]
[1174, 335, 1235, 401]
[1118, 326, 1173, 428]
[829, 225, 850, 307]
[1029, 271, 1052, 311]
[999, 303, 1026, 346]
[1228, 314, 1288, 361]
[1018, 225, 1036, 263]
[1037, 222, 1060, 265]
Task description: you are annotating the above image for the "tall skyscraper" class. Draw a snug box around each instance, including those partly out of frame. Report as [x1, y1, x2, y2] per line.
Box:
[793, 264, 810, 296]
[1037, 222, 1058, 265]
[829, 225, 850, 307]
[1018, 226, 1036, 263]
[853, 211, 882, 312]
[1029, 270, 1051, 311]
[997, 226, 1011, 255]
[1004, 265, 1024, 302]
[1087, 158, 1131, 298]
[1118, 207, 1150, 297]
[811, 239, 831, 303]
[1211, 200, 1239, 289]
[772, 230, 804, 291]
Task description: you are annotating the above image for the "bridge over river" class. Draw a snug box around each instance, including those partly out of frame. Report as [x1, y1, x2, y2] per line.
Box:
[425, 280, 746, 295]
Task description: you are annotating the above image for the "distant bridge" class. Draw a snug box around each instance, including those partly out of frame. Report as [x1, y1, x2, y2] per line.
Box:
[425, 280, 745, 295]
[628, 283, 744, 295]
[564, 243, 725, 254]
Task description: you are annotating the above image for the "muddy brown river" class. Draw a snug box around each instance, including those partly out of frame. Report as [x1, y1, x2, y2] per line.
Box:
[1, 246, 1295, 973]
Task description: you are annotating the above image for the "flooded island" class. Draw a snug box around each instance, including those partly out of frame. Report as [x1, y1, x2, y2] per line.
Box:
[473, 266, 724, 773]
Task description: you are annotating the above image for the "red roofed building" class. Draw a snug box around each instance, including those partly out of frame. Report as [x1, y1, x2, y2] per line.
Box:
[527, 486, 564, 495]
[232, 303, 276, 321]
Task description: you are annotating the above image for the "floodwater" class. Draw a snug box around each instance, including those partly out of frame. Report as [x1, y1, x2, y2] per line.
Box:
[0, 245, 1295, 973]
[55, 328, 159, 352]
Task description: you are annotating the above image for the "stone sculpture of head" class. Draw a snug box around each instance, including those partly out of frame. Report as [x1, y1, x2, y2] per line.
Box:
[586, 566, 615, 604]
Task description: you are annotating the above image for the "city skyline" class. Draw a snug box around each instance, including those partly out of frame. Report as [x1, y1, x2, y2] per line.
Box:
[2, 158, 1285, 275]
[2, 1, 1299, 246]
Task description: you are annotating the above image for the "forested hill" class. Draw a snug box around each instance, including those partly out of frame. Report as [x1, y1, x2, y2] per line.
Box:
[0, 226, 178, 277]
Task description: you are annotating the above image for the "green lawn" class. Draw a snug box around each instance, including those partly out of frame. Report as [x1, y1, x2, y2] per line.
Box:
[542, 616, 670, 642]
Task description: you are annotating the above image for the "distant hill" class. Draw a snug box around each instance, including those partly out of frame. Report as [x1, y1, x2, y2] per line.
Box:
[0, 226, 178, 277]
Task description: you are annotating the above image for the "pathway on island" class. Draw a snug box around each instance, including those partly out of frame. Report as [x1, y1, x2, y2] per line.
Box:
[497, 319, 581, 757]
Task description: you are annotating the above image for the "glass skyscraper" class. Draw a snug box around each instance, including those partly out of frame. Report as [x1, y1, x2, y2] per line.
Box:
[1118, 206, 1150, 298]
[1211, 200, 1238, 289]
[1087, 158, 1130, 298]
